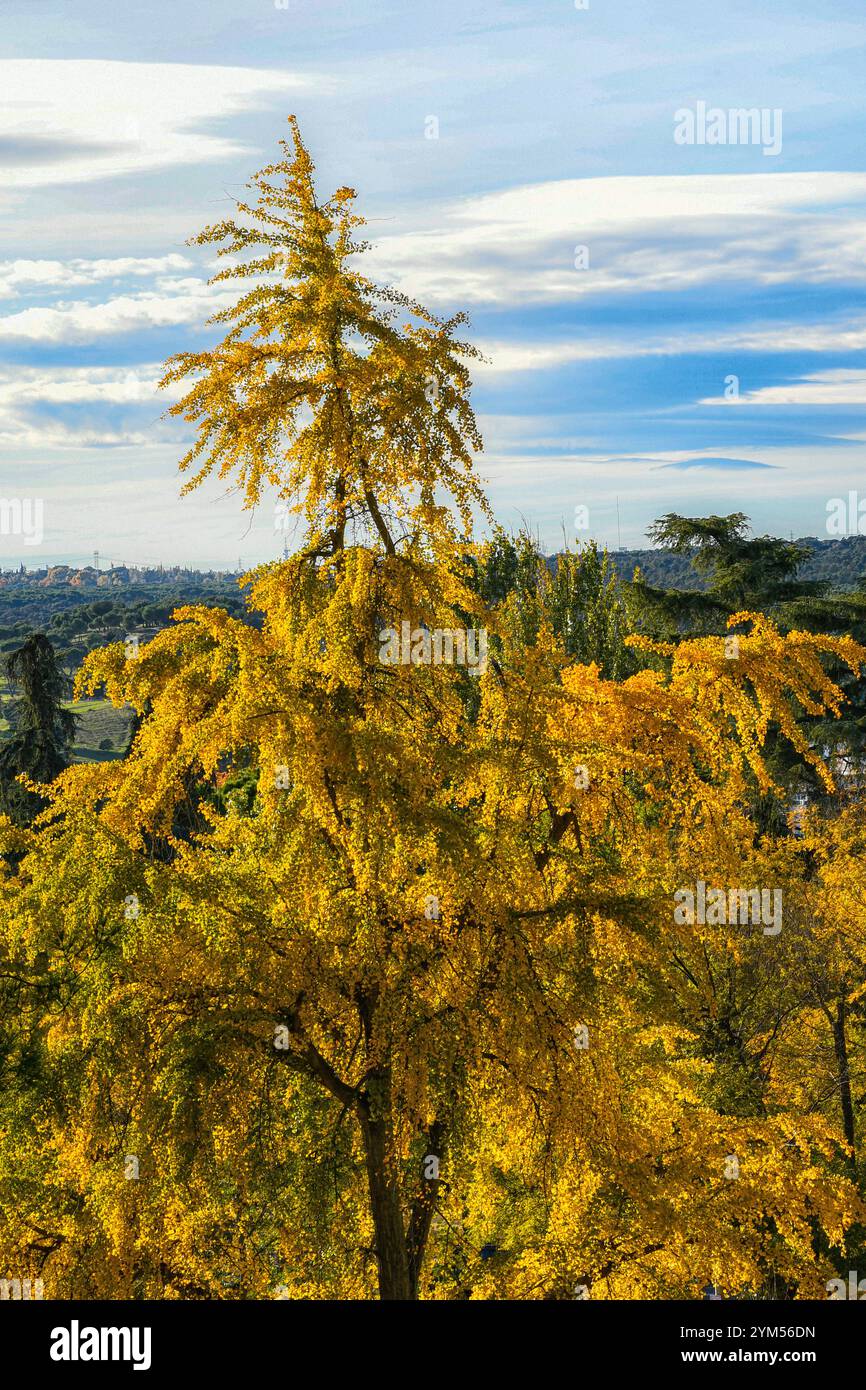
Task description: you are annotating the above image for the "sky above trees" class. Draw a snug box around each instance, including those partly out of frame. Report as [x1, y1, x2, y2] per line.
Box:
[1, 0, 865, 567]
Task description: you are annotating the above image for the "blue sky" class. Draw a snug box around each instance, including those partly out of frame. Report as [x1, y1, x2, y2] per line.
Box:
[2, 0, 866, 567]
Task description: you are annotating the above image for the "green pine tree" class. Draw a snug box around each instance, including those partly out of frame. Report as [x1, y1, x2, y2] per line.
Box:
[0, 634, 77, 825]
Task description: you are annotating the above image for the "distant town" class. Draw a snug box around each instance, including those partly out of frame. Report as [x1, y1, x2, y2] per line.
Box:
[0, 562, 241, 590]
[3, 530, 866, 595]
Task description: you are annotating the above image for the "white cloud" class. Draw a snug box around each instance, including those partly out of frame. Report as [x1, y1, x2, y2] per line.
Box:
[0, 277, 234, 343]
[365, 171, 866, 306]
[475, 318, 866, 376]
[0, 420, 151, 450]
[700, 368, 866, 406]
[0, 365, 180, 407]
[4, 167, 865, 353]
[0, 255, 192, 298]
[0, 60, 320, 189]
[0, 365, 185, 449]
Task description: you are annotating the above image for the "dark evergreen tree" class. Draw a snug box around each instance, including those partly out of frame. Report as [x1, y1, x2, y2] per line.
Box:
[629, 513, 820, 637]
[0, 634, 77, 825]
[628, 513, 866, 824]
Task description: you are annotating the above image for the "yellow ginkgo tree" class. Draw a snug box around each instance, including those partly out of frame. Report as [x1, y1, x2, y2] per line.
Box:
[0, 121, 864, 1301]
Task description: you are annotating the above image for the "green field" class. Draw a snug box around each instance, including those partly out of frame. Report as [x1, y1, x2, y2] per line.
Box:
[65, 698, 133, 761]
[0, 692, 132, 762]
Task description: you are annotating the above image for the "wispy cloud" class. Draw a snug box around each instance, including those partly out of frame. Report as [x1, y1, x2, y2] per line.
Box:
[476, 320, 866, 374]
[0, 60, 322, 189]
[1, 6, 865, 562]
[0, 365, 182, 448]
[700, 368, 866, 406]
[0, 278, 233, 343]
[366, 172, 866, 306]
[0, 365, 178, 405]
[0, 255, 192, 298]
[656, 455, 779, 471]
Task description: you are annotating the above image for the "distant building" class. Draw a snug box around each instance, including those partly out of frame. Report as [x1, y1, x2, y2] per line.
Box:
[97, 567, 130, 587]
[70, 567, 98, 587]
[42, 565, 71, 586]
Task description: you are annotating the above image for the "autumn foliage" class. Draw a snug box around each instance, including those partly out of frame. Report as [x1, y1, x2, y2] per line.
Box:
[1, 122, 866, 1301]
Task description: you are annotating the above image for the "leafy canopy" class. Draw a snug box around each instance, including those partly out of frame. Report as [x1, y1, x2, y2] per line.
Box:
[1, 123, 866, 1302]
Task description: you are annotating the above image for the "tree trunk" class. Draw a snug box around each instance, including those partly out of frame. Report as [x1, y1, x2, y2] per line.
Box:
[358, 1081, 413, 1300]
[832, 997, 857, 1174]
[407, 1121, 445, 1299]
